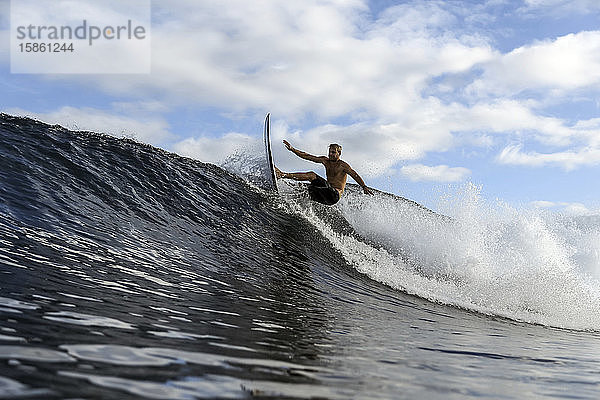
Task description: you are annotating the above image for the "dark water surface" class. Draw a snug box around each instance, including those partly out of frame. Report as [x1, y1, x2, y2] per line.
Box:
[1, 114, 600, 399]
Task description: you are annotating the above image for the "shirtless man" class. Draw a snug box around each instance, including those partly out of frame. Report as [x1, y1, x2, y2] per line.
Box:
[275, 140, 373, 205]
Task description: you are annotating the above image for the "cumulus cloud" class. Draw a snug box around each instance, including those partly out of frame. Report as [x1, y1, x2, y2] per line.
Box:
[171, 133, 258, 165]
[400, 163, 471, 182]
[490, 113, 600, 170]
[76, 0, 494, 122]
[531, 200, 596, 215]
[4, 106, 172, 144]
[440, 100, 578, 147]
[468, 31, 600, 97]
[496, 144, 600, 170]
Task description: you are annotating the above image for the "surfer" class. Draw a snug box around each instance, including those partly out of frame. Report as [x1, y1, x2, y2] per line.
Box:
[275, 140, 373, 205]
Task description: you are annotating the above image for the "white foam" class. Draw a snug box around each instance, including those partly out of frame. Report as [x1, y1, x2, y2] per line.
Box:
[287, 184, 600, 331]
[221, 143, 272, 189]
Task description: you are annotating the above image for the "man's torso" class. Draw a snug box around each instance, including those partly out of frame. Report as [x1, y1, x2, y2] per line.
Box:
[323, 159, 348, 194]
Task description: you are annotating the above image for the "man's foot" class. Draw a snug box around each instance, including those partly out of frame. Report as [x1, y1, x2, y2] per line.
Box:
[274, 167, 284, 179]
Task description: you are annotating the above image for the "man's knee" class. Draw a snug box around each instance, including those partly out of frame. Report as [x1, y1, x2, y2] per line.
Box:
[307, 172, 318, 181]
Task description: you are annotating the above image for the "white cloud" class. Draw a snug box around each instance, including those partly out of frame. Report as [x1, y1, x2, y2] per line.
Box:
[4, 106, 172, 144]
[497, 144, 600, 170]
[75, 0, 494, 122]
[531, 200, 595, 216]
[171, 133, 258, 165]
[400, 163, 471, 182]
[444, 100, 577, 146]
[573, 118, 600, 148]
[521, 0, 600, 14]
[531, 200, 557, 209]
[564, 203, 594, 215]
[110, 101, 171, 114]
[469, 31, 600, 96]
[492, 111, 600, 170]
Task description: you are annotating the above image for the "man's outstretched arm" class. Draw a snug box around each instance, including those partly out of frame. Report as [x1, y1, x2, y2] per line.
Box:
[347, 167, 374, 195]
[283, 140, 326, 163]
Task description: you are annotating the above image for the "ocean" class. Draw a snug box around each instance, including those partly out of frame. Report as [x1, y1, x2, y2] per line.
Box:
[1, 113, 600, 399]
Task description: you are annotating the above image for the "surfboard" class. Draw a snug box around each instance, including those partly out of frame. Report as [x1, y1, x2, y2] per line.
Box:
[263, 113, 278, 192]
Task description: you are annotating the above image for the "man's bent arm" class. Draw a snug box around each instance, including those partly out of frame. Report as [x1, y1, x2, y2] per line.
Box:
[348, 168, 374, 195]
[283, 140, 325, 163]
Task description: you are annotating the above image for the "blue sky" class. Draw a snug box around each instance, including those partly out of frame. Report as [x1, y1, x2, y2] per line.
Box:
[1, 0, 600, 213]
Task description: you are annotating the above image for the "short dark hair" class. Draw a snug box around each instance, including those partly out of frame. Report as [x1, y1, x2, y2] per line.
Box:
[329, 143, 342, 153]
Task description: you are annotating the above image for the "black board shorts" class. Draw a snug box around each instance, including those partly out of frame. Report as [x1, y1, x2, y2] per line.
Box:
[308, 176, 340, 206]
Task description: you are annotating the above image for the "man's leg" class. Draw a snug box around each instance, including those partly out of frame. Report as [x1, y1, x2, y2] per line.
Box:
[275, 167, 317, 182]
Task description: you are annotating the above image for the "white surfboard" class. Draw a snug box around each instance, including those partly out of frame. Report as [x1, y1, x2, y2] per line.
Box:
[263, 113, 278, 192]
